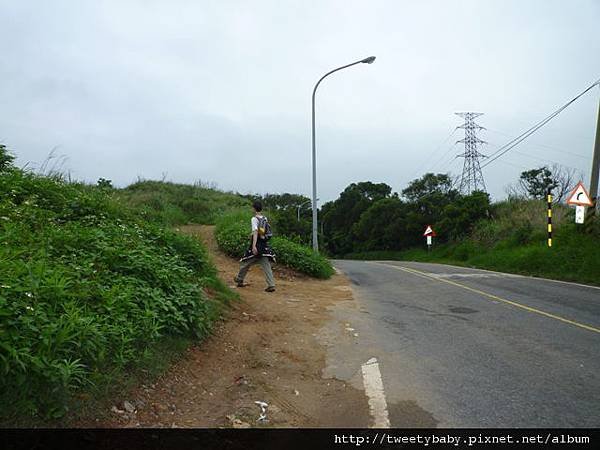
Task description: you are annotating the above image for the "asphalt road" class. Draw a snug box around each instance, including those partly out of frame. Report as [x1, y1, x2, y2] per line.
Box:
[332, 260, 600, 427]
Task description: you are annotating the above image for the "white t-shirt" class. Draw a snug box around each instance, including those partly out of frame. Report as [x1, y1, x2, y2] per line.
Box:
[251, 215, 266, 232]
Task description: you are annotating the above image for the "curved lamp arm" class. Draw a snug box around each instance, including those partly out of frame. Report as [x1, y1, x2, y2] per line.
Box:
[310, 56, 376, 252]
[312, 56, 376, 102]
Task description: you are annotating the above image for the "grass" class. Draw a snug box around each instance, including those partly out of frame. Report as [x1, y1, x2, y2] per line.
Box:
[0, 158, 236, 425]
[215, 210, 335, 279]
[346, 214, 600, 286]
[115, 179, 250, 226]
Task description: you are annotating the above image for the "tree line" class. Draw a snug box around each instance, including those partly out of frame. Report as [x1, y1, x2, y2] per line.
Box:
[251, 164, 579, 256]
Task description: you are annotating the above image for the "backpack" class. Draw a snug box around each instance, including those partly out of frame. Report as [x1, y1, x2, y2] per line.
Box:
[257, 216, 273, 240]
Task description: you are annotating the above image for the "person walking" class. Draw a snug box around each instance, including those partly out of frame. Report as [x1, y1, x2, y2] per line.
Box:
[234, 200, 276, 292]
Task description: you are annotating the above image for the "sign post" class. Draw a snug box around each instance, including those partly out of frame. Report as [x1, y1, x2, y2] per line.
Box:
[423, 225, 436, 252]
[575, 206, 585, 224]
[566, 182, 594, 225]
[547, 190, 552, 247]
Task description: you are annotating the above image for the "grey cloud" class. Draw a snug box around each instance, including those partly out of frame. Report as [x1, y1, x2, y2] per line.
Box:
[1, 0, 599, 202]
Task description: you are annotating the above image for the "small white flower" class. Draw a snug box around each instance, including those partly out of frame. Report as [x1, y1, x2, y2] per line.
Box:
[0, 284, 10, 289]
[25, 292, 33, 298]
[25, 305, 34, 311]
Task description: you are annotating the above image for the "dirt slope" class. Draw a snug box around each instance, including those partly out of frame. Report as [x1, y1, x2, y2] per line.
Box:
[100, 225, 368, 428]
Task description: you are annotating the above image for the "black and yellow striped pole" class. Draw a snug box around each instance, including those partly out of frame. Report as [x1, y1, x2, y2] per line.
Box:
[547, 190, 552, 247]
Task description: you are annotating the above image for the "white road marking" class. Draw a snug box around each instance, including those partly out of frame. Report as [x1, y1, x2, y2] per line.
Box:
[361, 357, 390, 428]
[374, 261, 600, 291]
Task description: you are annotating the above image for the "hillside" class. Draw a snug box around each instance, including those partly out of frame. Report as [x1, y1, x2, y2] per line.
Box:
[116, 182, 335, 279]
[0, 145, 339, 425]
[115, 180, 250, 225]
[0, 147, 236, 424]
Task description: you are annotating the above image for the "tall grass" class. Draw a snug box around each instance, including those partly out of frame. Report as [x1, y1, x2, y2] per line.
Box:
[115, 180, 250, 225]
[0, 162, 234, 423]
[215, 210, 335, 279]
[346, 199, 600, 286]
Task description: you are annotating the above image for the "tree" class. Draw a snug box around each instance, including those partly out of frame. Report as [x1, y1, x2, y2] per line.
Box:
[549, 164, 578, 203]
[352, 198, 416, 251]
[438, 191, 491, 239]
[261, 193, 311, 212]
[253, 193, 313, 245]
[400, 173, 460, 238]
[518, 167, 557, 199]
[321, 182, 393, 255]
[318, 176, 492, 255]
[508, 165, 579, 202]
[401, 173, 454, 202]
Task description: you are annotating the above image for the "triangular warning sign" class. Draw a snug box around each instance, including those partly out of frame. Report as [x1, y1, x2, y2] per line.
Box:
[566, 182, 593, 207]
[423, 225, 436, 236]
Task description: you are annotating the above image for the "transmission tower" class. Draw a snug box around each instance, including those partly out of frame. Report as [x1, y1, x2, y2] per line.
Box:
[455, 112, 487, 194]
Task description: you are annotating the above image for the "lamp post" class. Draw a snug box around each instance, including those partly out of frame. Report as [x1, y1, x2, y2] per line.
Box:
[297, 199, 315, 221]
[311, 56, 376, 252]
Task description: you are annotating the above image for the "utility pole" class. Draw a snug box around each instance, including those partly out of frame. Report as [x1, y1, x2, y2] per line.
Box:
[588, 93, 600, 215]
[456, 112, 487, 194]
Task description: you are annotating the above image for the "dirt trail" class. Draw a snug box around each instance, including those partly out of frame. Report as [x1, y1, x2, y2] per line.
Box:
[101, 225, 368, 428]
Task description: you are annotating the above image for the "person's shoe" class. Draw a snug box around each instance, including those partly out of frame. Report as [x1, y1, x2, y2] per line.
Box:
[265, 286, 276, 292]
[234, 277, 245, 287]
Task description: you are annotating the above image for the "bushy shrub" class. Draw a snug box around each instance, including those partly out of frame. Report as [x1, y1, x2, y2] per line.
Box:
[270, 237, 335, 279]
[214, 210, 250, 257]
[215, 211, 334, 279]
[0, 167, 229, 421]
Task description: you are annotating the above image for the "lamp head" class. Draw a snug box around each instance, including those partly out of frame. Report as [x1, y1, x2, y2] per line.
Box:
[361, 56, 376, 64]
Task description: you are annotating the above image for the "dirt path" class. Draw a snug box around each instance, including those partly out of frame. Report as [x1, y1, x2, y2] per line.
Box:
[101, 225, 369, 428]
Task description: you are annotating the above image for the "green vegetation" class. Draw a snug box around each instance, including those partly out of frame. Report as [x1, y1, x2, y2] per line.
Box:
[257, 193, 312, 246]
[116, 179, 250, 226]
[3, 134, 595, 425]
[0, 145, 234, 424]
[320, 170, 598, 285]
[215, 210, 334, 279]
[347, 199, 600, 286]
[322, 176, 491, 255]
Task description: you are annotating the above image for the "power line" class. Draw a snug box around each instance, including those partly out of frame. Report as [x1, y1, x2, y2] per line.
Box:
[486, 128, 588, 159]
[428, 143, 460, 173]
[481, 78, 600, 169]
[510, 149, 583, 173]
[494, 158, 531, 171]
[486, 141, 583, 172]
[410, 127, 458, 178]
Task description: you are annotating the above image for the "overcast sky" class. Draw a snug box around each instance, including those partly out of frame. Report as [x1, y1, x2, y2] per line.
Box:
[1, 0, 599, 203]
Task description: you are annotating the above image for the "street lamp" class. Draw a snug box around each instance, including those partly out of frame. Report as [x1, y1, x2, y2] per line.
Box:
[297, 198, 316, 221]
[311, 56, 376, 252]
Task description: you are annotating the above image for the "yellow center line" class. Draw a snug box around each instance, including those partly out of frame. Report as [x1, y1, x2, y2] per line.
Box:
[376, 262, 600, 335]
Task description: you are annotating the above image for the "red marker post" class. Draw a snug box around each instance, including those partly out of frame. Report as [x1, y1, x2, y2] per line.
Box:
[423, 225, 436, 252]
